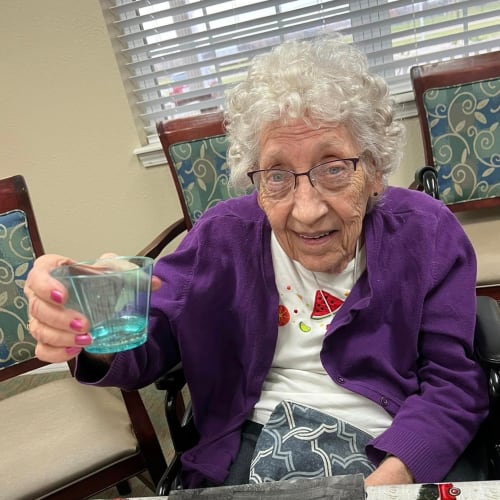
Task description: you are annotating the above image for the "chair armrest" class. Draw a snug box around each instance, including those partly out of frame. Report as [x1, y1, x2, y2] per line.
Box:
[138, 217, 187, 259]
[475, 296, 500, 370]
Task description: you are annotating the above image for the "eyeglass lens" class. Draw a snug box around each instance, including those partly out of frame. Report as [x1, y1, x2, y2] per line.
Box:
[250, 159, 357, 199]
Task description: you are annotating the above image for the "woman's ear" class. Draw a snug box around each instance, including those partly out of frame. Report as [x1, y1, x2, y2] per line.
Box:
[372, 169, 384, 196]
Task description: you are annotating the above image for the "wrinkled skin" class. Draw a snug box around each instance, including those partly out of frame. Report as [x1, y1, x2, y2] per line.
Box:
[257, 119, 383, 274]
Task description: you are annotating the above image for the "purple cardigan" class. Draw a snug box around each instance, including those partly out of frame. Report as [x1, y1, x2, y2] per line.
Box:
[76, 187, 488, 487]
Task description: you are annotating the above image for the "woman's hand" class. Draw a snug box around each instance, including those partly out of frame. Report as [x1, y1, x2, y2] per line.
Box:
[24, 254, 90, 362]
[24, 253, 162, 363]
[365, 455, 414, 487]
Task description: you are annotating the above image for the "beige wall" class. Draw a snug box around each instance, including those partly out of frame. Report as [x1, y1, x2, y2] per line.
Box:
[1, 0, 424, 260]
[1, 0, 181, 260]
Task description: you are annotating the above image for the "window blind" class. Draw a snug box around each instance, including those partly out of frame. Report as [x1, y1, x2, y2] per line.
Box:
[104, 0, 500, 142]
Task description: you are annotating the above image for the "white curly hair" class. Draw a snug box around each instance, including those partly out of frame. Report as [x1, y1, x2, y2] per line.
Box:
[224, 33, 405, 190]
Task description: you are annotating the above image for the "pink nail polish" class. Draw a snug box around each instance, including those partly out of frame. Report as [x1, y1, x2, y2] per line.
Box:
[51, 290, 63, 304]
[75, 334, 92, 346]
[65, 346, 82, 356]
[70, 318, 84, 332]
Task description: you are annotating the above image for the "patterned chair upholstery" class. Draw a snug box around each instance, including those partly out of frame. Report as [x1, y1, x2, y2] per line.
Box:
[140, 113, 256, 260]
[0, 209, 36, 368]
[422, 78, 500, 206]
[169, 134, 252, 224]
[411, 52, 500, 301]
[156, 112, 254, 237]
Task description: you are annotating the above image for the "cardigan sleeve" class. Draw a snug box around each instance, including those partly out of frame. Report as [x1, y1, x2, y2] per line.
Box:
[74, 228, 203, 390]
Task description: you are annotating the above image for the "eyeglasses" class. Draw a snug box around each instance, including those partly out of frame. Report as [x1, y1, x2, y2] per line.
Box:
[247, 157, 360, 200]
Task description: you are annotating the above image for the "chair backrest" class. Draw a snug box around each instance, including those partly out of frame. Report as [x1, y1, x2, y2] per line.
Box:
[411, 51, 500, 213]
[156, 112, 253, 230]
[0, 175, 48, 378]
[411, 53, 500, 301]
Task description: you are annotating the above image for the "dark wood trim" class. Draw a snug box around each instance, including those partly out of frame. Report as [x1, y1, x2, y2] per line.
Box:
[449, 197, 500, 213]
[121, 389, 167, 486]
[0, 358, 49, 382]
[477, 286, 500, 303]
[138, 218, 187, 259]
[42, 454, 148, 499]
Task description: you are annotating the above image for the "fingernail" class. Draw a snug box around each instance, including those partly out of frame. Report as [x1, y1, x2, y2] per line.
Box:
[70, 318, 84, 332]
[75, 334, 92, 346]
[51, 290, 63, 304]
[65, 346, 82, 355]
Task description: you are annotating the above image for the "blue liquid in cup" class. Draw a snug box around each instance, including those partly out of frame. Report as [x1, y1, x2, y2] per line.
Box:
[50, 256, 153, 354]
[85, 314, 148, 354]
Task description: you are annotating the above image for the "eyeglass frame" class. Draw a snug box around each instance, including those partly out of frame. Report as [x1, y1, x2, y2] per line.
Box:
[247, 157, 361, 198]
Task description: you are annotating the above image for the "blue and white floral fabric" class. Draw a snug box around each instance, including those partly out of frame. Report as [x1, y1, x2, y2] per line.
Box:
[423, 77, 500, 205]
[0, 209, 36, 368]
[169, 134, 253, 224]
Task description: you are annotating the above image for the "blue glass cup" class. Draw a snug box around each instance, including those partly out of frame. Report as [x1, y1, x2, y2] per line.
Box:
[50, 256, 153, 354]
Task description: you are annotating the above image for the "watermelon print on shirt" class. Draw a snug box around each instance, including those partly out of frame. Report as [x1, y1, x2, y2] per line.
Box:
[277, 285, 344, 333]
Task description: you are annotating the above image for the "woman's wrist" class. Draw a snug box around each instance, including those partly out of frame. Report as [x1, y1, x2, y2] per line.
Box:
[365, 454, 414, 486]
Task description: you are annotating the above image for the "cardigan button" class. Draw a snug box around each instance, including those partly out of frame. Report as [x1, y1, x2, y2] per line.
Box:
[336, 376, 345, 384]
[380, 396, 389, 406]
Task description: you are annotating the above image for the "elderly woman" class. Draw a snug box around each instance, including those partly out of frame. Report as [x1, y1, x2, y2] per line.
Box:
[25, 35, 487, 489]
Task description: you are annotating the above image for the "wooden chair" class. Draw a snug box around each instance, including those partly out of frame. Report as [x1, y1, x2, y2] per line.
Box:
[157, 111, 226, 231]
[0, 175, 166, 499]
[147, 112, 254, 255]
[411, 52, 500, 300]
[141, 112, 227, 258]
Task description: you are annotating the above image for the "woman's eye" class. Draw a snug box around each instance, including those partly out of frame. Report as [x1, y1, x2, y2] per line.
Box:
[324, 163, 347, 176]
[268, 171, 286, 183]
[325, 166, 342, 175]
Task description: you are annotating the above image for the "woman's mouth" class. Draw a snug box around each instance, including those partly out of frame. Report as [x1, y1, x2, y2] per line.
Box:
[299, 230, 336, 240]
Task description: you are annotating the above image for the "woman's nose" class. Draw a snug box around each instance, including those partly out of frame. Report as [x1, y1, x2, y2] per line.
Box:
[291, 176, 328, 223]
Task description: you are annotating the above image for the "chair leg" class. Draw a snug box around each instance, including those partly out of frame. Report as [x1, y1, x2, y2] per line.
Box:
[116, 480, 132, 495]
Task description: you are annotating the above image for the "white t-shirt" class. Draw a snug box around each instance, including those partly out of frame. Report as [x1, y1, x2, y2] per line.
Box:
[251, 233, 393, 438]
